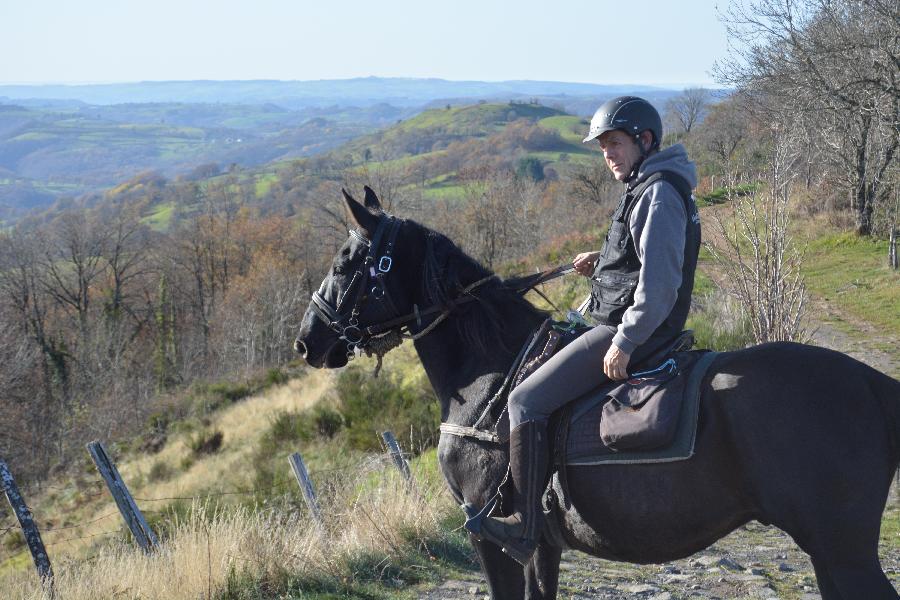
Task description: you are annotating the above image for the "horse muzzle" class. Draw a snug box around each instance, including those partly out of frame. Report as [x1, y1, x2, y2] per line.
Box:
[294, 336, 350, 369]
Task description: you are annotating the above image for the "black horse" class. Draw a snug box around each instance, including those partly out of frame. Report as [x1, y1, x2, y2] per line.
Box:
[294, 187, 900, 600]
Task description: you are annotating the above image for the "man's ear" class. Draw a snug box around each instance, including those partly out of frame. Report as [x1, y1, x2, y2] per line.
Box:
[639, 130, 655, 153]
[363, 186, 383, 211]
[342, 188, 379, 235]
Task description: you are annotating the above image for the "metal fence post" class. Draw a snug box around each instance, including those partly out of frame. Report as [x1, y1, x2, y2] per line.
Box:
[288, 452, 323, 528]
[381, 431, 412, 483]
[0, 459, 53, 589]
[87, 441, 158, 553]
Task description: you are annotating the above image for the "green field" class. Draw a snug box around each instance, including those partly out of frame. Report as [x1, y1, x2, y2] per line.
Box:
[803, 231, 900, 338]
[142, 201, 176, 230]
[538, 114, 589, 145]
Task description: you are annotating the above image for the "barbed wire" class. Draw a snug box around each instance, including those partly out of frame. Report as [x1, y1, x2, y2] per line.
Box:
[133, 480, 292, 503]
[39, 510, 120, 532]
[44, 529, 122, 548]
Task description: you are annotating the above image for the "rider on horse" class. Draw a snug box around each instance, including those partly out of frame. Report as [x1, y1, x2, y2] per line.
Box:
[478, 96, 702, 565]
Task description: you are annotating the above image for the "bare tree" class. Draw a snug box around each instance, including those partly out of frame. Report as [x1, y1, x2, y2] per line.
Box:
[665, 88, 712, 135]
[567, 160, 618, 212]
[716, 0, 900, 235]
[694, 97, 751, 176]
[706, 127, 809, 344]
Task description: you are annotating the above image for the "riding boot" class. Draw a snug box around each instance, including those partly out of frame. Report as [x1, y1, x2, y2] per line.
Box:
[479, 419, 549, 566]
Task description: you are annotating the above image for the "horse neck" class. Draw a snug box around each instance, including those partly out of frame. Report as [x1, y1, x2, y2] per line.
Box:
[411, 292, 543, 426]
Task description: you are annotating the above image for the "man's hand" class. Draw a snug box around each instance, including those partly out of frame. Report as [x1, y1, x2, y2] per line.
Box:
[573, 251, 601, 276]
[603, 344, 631, 380]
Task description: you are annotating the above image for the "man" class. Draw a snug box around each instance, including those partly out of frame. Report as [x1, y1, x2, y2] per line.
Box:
[478, 96, 701, 565]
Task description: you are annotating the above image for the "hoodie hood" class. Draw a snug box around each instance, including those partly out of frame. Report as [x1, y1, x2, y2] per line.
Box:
[635, 143, 697, 189]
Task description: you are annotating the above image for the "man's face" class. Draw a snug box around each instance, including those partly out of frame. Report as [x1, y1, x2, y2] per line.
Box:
[597, 129, 642, 181]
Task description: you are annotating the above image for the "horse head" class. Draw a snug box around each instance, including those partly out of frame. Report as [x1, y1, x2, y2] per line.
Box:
[294, 186, 425, 368]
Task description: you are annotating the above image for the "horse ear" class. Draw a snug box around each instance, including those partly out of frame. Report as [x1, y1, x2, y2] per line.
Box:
[342, 188, 378, 235]
[363, 186, 382, 211]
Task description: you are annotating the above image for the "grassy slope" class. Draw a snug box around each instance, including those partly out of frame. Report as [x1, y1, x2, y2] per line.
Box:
[803, 230, 900, 338]
[0, 363, 469, 599]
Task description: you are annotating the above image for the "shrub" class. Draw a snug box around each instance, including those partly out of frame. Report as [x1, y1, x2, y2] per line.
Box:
[189, 429, 224, 455]
[148, 460, 175, 483]
[686, 290, 754, 351]
[334, 365, 440, 453]
[2, 530, 24, 552]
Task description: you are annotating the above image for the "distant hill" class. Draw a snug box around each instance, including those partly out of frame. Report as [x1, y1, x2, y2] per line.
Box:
[0, 77, 671, 108]
[0, 78, 711, 219]
[43, 101, 594, 232]
[0, 103, 389, 220]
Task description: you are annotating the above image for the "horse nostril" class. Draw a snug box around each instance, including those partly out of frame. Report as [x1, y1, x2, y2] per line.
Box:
[294, 339, 307, 356]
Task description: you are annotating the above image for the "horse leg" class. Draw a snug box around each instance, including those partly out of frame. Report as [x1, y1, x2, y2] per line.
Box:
[814, 554, 898, 600]
[523, 541, 561, 600]
[791, 506, 897, 600]
[470, 535, 526, 599]
[810, 556, 843, 600]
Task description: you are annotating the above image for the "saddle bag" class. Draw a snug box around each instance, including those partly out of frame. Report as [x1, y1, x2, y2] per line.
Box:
[599, 353, 698, 451]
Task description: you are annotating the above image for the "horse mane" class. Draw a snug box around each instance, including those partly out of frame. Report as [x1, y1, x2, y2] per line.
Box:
[412, 220, 547, 356]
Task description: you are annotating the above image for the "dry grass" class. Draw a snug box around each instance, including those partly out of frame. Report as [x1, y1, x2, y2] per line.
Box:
[2, 372, 336, 565]
[6, 458, 456, 600]
[2, 365, 462, 599]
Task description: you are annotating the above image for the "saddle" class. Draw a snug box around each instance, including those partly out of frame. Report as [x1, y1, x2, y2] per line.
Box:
[506, 319, 712, 462]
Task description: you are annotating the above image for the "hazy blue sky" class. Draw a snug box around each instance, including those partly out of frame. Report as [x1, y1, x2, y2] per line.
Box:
[1, 0, 731, 85]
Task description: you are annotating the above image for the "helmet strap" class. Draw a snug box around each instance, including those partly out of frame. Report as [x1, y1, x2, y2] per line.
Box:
[624, 134, 648, 184]
[623, 132, 660, 184]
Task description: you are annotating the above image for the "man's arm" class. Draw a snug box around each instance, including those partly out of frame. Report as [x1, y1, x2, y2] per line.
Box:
[611, 181, 687, 355]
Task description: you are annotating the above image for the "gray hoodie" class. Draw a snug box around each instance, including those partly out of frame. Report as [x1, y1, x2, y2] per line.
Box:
[611, 144, 698, 355]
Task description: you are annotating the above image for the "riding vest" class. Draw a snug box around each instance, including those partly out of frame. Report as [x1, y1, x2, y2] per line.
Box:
[589, 170, 701, 344]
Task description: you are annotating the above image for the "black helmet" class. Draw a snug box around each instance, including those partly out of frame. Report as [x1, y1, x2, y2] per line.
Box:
[582, 96, 662, 150]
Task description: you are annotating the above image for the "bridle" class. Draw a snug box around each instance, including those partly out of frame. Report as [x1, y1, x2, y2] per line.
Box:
[309, 212, 577, 362]
[310, 213, 499, 361]
[310, 214, 404, 358]
[309, 212, 584, 448]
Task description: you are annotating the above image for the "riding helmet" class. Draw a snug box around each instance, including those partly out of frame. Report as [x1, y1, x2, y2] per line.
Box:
[583, 96, 663, 150]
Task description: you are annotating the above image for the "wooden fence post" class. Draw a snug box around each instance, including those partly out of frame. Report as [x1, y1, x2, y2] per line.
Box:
[890, 227, 898, 270]
[87, 441, 158, 553]
[288, 453, 323, 528]
[381, 431, 412, 483]
[0, 459, 53, 588]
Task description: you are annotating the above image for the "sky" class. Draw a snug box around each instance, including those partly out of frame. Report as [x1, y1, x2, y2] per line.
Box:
[0, 0, 731, 86]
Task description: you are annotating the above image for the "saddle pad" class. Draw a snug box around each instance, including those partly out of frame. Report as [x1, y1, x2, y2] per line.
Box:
[564, 351, 719, 466]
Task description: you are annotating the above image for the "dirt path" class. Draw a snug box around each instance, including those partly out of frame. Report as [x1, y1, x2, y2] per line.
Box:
[806, 295, 900, 379]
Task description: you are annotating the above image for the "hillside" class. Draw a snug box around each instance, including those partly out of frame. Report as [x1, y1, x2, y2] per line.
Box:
[0, 103, 380, 219]
[24, 101, 593, 231]
[0, 78, 691, 221]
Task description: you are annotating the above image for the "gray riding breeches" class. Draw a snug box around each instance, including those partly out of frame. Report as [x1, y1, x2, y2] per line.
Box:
[507, 325, 670, 430]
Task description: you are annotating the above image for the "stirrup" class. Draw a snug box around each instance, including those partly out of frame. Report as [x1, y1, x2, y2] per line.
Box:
[477, 523, 538, 566]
